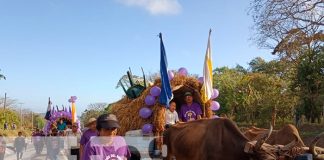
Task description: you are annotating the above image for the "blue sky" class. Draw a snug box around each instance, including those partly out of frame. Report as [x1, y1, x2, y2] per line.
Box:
[0, 0, 276, 115]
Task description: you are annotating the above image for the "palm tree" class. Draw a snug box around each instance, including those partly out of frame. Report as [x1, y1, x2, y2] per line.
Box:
[0, 69, 6, 80]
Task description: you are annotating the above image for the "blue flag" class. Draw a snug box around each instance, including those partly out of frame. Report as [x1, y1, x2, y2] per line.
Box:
[44, 97, 52, 120]
[158, 33, 173, 106]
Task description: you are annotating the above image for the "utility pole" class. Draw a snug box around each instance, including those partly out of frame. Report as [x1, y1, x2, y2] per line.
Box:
[31, 111, 33, 130]
[3, 92, 6, 109]
[3, 93, 6, 119]
[19, 103, 23, 129]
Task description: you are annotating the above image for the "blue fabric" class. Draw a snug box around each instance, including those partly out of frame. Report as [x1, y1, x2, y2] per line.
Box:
[44, 110, 51, 120]
[44, 100, 52, 120]
[158, 33, 173, 107]
[57, 122, 66, 131]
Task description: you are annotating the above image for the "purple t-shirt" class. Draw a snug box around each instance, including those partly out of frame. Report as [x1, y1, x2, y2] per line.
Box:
[32, 133, 43, 143]
[82, 136, 131, 160]
[80, 129, 97, 146]
[179, 102, 202, 122]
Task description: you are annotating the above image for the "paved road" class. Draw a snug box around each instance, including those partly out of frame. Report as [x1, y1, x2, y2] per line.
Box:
[4, 140, 69, 160]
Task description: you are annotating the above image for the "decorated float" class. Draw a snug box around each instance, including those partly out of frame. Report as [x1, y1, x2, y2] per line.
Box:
[110, 68, 220, 135]
[43, 96, 80, 134]
[109, 32, 221, 157]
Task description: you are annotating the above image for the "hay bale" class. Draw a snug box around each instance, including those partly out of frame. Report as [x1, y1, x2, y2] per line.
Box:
[110, 74, 213, 135]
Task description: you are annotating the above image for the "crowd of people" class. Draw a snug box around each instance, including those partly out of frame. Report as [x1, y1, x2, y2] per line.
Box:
[0, 113, 131, 160]
[33, 114, 130, 160]
[0, 91, 203, 160]
[30, 119, 85, 160]
[3, 122, 16, 130]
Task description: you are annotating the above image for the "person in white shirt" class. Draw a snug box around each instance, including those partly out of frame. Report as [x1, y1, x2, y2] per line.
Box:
[66, 123, 82, 160]
[165, 101, 180, 129]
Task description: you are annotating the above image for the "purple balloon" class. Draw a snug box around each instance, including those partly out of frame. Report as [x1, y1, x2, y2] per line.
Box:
[168, 70, 174, 80]
[198, 77, 204, 84]
[142, 123, 153, 134]
[71, 96, 77, 101]
[145, 95, 156, 106]
[150, 86, 161, 97]
[139, 107, 153, 119]
[68, 99, 72, 103]
[211, 89, 219, 99]
[210, 101, 220, 111]
[178, 67, 188, 76]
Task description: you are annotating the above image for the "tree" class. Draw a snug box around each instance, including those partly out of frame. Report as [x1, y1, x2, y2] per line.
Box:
[0, 97, 17, 108]
[0, 69, 5, 80]
[86, 103, 107, 111]
[0, 108, 20, 129]
[249, 0, 323, 56]
[80, 103, 107, 126]
[249, 0, 324, 123]
[292, 47, 324, 123]
[213, 67, 246, 119]
[214, 58, 298, 127]
[34, 114, 46, 129]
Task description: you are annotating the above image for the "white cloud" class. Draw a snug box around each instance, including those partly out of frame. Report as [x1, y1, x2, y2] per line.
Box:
[117, 0, 182, 15]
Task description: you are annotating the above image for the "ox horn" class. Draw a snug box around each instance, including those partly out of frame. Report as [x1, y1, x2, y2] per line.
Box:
[310, 132, 324, 160]
[255, 124, 273, 150]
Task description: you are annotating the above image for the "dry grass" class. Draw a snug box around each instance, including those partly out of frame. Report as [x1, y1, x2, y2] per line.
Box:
[110, 74, 213, 135]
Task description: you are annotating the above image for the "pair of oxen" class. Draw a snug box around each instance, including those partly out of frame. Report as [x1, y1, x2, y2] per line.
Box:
[163, 118, 324, 160]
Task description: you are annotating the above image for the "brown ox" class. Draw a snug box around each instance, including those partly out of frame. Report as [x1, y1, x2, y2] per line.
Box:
[243, 124, 305, 147]
[163, 118, 298, 160]
[243, 125, 324, 159]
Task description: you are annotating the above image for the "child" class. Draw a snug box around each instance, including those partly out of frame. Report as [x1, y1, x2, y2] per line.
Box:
[165, 101, 180, 129]
[14, 131, 25, 160]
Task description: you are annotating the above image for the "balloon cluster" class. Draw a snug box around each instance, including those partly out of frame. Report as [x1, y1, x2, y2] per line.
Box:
[209, 89, 220, 111]
[139, 86, 162, 134]
[197, 76, 221, 113]
[68, 96, 77, 103]
[178, 67, 188, 76]
[167, 67, 189, 81]
[142, 123, 153, 135]
[50, 110, 72, 121]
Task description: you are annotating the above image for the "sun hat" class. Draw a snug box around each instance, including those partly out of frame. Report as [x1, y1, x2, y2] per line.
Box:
[86, 117, 97, 127]
[184, 92, 193, 96]
[96, 113, 120, 129]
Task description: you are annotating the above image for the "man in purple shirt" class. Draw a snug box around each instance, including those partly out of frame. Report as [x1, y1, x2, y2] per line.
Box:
[179, 92, 203, 122]
[80, 117, 97, 159]
[82, 113, 130, 160]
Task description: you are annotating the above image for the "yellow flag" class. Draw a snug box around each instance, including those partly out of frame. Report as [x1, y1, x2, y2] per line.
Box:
[201, 30, 213, 103]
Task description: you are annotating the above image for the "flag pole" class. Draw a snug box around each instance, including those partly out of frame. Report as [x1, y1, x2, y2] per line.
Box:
[201, 29, 213, 118]
[203, 101, 206, 118]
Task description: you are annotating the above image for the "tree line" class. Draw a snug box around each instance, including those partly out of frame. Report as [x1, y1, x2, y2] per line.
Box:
[213, 0, 324, 126]
[0, 97, 45, 131]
